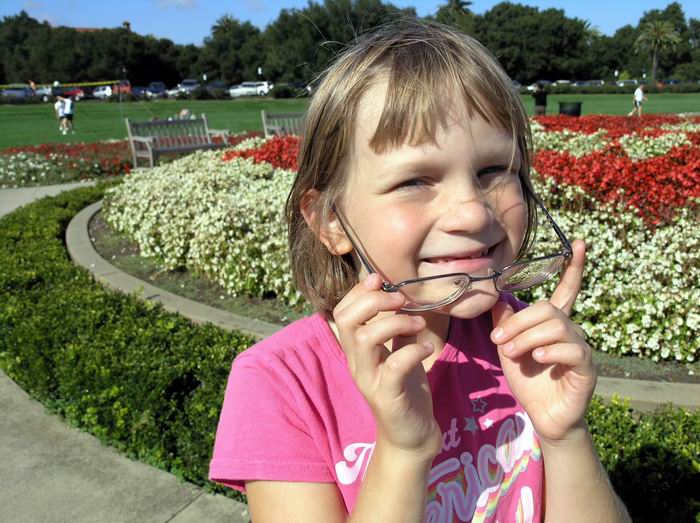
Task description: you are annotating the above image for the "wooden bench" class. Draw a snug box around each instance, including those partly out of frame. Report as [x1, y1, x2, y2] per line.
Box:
[261, 110, 305, 137]
[125, 115, 230, 168]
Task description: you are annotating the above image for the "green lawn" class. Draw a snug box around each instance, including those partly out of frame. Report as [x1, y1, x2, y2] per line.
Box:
[1, 93, 699, 149]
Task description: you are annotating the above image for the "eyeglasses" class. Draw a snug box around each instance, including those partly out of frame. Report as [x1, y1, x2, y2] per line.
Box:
[332, 181, 572, 312]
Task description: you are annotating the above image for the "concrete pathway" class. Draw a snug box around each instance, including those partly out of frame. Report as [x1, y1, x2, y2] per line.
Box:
[0, 183, 249, 523]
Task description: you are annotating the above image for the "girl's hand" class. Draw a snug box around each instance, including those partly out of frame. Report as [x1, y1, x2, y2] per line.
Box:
[490, 240, 596, 444]
[332, 273, 442, 461]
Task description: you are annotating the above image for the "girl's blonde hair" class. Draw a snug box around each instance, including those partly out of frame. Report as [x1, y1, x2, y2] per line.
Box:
[286, 18, 537, 314]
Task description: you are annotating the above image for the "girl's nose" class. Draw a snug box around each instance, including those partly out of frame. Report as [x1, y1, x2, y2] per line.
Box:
[439, 194, 494, 235]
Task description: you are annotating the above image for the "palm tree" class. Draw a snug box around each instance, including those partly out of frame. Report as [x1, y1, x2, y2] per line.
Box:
[446, 0, 472, 18]
[634, 20, 681, 85]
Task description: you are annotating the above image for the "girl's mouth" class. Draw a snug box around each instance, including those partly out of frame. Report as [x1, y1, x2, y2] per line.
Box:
[422, 244, 497, 273]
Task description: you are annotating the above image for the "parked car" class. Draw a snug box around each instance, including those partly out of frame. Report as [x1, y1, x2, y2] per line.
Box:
[35, 85, 53, 101]
[1, 85, 34, 99]
[178, 79, 199, 94]
[146, 81, 167, 98]
[93, 85, 112, 99]
[526, 80, 552, 91]
[112, 80, 131, 94]
[131, 86, 148, 98]
[511, 80, 522, 90]
[166, 86, 180, 98]
[63, 86, 85, 100]
[553, 79, 571, 85]
[616, 79, 639, 87]
[205, 80, 228, 93]
[229, 81, 274, 97]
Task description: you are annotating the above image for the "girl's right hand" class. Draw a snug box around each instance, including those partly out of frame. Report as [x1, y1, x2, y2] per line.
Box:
[332, 273, 442, 462]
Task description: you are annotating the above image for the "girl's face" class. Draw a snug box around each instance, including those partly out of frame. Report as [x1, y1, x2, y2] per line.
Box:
[341, 84, 528, 320]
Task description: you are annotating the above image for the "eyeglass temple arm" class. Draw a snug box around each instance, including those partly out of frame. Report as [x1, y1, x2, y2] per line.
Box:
[522, 181, 573, 256]
[330, 204, 379, 276]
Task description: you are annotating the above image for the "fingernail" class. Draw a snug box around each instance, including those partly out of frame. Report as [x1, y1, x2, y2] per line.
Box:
[534, 348, 545, 359]
[422, 341, 434, 353]
[492, 327, 504, 341]
[412, 315, 424, 326]
[364, 274, 378, 288]
[503, 342, 514, 355]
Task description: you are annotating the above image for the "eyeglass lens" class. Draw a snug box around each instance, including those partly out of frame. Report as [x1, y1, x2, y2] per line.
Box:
[396, 255, 566, 311]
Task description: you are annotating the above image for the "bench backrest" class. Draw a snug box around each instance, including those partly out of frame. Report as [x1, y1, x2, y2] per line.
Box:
[261, 110, 305, 137]
[126, 116, 214, 149]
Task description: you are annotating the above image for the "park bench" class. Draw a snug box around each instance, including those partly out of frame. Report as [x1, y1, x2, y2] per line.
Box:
[261, 110, 305, 137]
[125, 115, 230, 167]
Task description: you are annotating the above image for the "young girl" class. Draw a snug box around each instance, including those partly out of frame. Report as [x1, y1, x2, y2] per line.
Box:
[210, 20, 630, 522]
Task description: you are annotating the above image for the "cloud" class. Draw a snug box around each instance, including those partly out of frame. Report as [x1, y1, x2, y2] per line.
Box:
[156, 0, 197, 9]
[23, 0, 42, 9]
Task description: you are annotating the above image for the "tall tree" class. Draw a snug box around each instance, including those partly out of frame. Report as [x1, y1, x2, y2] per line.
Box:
[635, 20, 681, 84]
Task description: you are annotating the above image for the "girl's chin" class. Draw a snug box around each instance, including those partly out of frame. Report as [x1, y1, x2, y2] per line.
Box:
[434, 286, 501, 319]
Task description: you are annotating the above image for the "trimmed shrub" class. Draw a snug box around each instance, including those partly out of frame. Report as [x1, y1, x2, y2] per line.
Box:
[0, 184, 253, 499]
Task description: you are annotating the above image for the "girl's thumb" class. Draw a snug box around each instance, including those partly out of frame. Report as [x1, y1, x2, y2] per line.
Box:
[491, 300, 514, 335]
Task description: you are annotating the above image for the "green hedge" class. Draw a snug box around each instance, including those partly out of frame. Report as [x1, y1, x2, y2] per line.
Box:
[0, 186, 698, 519]
[0, 184, 253, 500]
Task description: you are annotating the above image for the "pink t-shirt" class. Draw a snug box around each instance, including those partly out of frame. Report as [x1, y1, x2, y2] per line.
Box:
[210, 294, 544, 522]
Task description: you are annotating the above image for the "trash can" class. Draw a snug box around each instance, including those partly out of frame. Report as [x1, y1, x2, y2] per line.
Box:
[559, 101, 582, 116]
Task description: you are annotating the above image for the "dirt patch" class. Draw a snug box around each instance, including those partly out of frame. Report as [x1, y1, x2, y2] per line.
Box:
[90, 210, 699, 384]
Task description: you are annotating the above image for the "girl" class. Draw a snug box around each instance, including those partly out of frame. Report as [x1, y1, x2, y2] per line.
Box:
[210, 20, 630, 522]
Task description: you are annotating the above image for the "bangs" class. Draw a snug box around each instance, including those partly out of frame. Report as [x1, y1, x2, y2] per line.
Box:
[367, 33, 527, 171]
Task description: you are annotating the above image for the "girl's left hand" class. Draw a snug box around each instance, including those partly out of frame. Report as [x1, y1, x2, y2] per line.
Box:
[490, 239, 596, 444]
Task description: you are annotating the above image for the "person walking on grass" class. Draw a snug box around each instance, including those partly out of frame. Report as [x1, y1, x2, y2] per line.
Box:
[61, 96, 75, 134]
[628, 84, 647, 117]
[532, 81, 548, 116]
[209, 19, 631, 523]
[54, 96, 65, 133]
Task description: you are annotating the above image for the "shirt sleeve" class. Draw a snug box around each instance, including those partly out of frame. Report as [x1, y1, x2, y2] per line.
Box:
[209, 352, 334, 492]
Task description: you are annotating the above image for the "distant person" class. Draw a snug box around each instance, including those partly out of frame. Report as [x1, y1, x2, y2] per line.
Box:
[532, 82, 548, 116]
[628, 84, 647, 117]
[61, 96, 75, 134]
[28, 79, 37, 94]
[54, 96, 65, 133]
[63, 96, 75, 134]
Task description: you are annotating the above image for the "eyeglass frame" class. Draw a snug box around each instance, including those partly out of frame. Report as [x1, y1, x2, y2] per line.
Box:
[330, 177, 573, 301]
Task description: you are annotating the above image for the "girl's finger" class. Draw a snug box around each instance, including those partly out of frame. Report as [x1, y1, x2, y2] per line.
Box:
[498, 318, 580, 359]
[531, 342, 593, 373]
[549, 239, 586, 317]
[491, 299, 566, 345]
[333, 273, 384, 317]
[382, 340, 435, 395]
[353, 315, 426, 375]
[334, 284, 405, 334]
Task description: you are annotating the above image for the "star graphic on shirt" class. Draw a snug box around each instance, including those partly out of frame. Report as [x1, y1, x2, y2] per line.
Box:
[482, 417, 494, 429]
[471, 396, 488, 414]
[463, 417, 479, 433]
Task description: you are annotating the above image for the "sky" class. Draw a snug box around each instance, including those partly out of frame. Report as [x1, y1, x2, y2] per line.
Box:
[2, 0, 699, 46]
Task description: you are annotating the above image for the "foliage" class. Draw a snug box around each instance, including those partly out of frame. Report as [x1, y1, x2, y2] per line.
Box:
[635, 20, 682, 84]
[1, 2, 699, 87]
[0, 141, 131, 188]
[104, 121, 699, 362]
[585, 396, 700, 522]
[0, 184, 253, 499]
[1, 185, 698, 515]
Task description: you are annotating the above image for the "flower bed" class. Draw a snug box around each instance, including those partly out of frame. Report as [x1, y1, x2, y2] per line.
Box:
[0, 141, 132, 188]
[3, 186, 698, 520]
[103, 117, 699, 362]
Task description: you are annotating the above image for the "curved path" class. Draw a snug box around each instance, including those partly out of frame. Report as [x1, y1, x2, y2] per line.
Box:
[0, 183, 249, 523]
[68, 200, 700, 414]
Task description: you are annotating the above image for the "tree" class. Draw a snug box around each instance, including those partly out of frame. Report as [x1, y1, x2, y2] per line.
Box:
[635, 20, 681, 84]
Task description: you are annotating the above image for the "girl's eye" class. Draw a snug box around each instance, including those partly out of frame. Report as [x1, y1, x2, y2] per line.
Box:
[396, 178, 431, 191]
[477, 165, 516, 184]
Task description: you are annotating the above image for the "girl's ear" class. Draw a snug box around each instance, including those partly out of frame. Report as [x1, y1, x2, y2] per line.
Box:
[300, 189, 353, 255]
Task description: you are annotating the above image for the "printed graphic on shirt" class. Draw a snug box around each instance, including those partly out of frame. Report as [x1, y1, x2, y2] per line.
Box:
[335, 442, 376, 485]
[334, 410, 541, 522]
[424, 412, 541, 522]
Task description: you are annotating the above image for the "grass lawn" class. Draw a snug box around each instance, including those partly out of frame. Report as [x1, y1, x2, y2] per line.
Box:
[1, 92, 699, 149]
